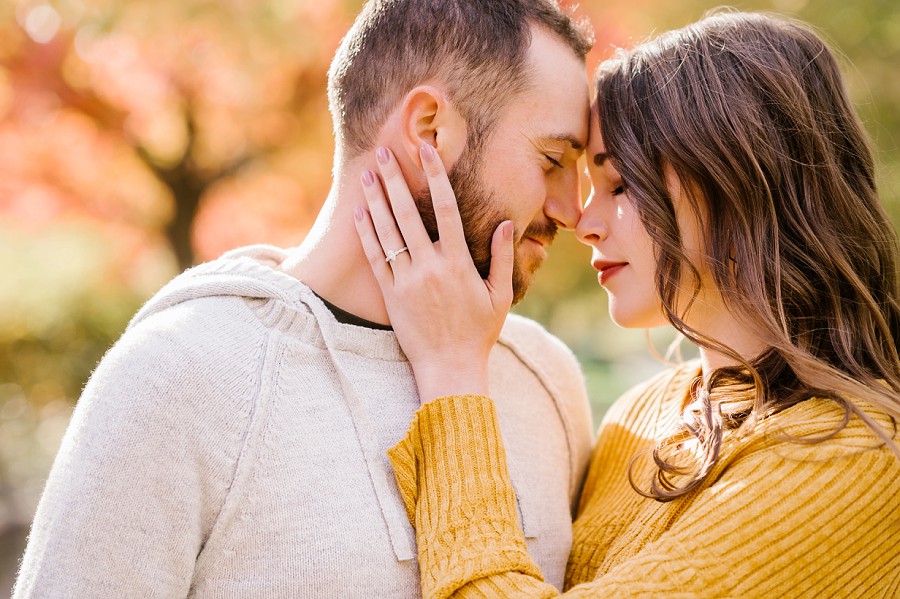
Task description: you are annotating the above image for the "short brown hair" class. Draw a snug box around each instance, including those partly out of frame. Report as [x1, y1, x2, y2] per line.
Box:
[328, 0, 592, 161]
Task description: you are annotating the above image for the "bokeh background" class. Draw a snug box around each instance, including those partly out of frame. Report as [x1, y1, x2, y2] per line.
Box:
[1, 0, 897, 590]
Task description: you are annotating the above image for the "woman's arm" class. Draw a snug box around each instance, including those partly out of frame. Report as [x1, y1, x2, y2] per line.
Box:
[390, 394, 900, 598]
[388, 395, 558, 599]
[388, 394, 698, 598]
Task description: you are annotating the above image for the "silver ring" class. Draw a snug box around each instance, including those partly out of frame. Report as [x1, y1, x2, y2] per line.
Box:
[384, 246, 409, 262]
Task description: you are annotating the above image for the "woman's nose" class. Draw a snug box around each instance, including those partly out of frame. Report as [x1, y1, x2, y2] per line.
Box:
[575, 193, 609, 246]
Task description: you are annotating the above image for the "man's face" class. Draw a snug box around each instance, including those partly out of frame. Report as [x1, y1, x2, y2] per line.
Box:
[414, 26, 590, 304]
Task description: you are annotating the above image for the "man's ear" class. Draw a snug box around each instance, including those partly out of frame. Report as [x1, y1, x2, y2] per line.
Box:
[398, 85, 467, 170]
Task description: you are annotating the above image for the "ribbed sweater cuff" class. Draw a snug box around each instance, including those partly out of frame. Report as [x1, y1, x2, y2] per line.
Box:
[388, 395, 543, 599]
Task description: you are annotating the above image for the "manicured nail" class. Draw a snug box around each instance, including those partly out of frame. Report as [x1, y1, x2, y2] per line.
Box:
[361, 169, 375, 186]
[376, 147, 390, 165]
[354, 206, 365, 222]
[420, 143, 436, 163]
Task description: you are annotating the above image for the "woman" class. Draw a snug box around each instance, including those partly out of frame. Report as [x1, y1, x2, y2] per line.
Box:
[353, 11, 900, 597]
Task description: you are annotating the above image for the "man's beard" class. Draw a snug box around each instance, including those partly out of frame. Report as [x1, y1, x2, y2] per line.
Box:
[412, 144, 557, 305]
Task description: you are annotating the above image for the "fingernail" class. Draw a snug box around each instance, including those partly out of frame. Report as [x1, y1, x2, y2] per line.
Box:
[361, 170, 375, 187]
[420, 143, 436, 163]
[503, 221, 514, 241]
[376, 147, 390, 165]
[354, 206, 364, 222]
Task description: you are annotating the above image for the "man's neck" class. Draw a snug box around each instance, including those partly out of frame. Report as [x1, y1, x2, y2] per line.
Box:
[280, 171, 392, 326]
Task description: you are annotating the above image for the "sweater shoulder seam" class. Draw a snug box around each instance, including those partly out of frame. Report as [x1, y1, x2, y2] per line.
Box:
[192, 329, 283, 576]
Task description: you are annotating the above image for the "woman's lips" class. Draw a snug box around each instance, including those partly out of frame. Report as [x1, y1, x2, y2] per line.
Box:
[599, 264, 626, 285]
[592, 260, 628, 285]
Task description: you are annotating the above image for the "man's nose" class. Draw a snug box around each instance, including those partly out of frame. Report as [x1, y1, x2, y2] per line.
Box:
[543, 166, 583, 230]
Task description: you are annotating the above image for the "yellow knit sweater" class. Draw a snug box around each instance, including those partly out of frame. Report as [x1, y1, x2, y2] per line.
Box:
[388, 363, 900, 598]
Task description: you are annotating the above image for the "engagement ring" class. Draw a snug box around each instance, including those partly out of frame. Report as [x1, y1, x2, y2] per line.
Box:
[385, 247, 409, 262]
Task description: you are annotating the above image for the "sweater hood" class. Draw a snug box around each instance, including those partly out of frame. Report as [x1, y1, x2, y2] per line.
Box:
[129, 245, 306, 331]
[127, 244, 585, 563]
[127, 244, 419, 562]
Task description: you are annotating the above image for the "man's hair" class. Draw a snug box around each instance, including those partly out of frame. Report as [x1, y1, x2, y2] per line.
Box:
[596, 10, 900, 501]
[328, 0, 592, 162]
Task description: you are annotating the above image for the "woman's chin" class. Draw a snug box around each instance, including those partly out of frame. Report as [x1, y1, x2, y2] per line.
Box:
[607, 303, 668, 330]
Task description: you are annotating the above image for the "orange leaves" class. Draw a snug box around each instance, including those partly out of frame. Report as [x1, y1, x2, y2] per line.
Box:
[0, 0, 359, 274]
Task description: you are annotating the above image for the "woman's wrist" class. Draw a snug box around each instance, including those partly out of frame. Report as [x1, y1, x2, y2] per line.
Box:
[413, 360, 490, 404]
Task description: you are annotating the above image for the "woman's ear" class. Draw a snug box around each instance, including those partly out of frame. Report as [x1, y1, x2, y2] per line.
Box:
[398, 85, 467, 170]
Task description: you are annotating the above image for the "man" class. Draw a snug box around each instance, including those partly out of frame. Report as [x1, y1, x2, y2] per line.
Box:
[14, 1, 594, 597]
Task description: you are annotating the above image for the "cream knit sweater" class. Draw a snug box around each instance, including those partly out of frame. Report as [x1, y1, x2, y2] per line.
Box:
[13, 245, 594, 598]
[389, 363, 900, 598]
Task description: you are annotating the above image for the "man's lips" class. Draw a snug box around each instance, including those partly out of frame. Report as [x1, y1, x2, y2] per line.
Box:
[521, 221, 558, 249]
[592, 259, 628, 285]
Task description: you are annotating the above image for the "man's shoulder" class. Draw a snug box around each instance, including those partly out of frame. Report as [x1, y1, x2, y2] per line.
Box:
[498, 312, 579, 367]
[495, 314, 595, 505]
[66, 295, 267, 490]
[130, 245, 299, 322]
[495, 313, 591, 424]
[124, 293, 267, 363]
[88, 295, 269, 421]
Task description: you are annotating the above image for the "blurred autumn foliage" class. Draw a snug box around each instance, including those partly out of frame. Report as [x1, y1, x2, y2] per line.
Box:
[1, 0, 897, 590]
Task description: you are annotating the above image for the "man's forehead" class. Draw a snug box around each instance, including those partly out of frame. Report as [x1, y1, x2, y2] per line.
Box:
[518, 28, 590, 149]
[506, 64, 590, 150]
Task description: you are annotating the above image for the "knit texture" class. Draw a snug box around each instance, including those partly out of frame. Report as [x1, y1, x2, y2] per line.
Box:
[13, 245, 594, 598]
[389, 363, 900, 598]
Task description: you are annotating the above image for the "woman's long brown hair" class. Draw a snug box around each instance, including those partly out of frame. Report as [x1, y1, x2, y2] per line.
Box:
[596, 10, 900, 501]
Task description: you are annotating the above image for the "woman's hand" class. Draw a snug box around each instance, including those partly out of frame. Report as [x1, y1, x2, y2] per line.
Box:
[353, 144, 514, 403]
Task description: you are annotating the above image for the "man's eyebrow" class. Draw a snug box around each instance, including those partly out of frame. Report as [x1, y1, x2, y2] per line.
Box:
[541, 134, 585, 151]
[593, 152, 609, 166]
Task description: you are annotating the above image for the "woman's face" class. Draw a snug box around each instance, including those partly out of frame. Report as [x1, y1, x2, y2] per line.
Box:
[577, 105, 719, 331]
[576, 108, 668, 329]
[577, 103, 767, 369]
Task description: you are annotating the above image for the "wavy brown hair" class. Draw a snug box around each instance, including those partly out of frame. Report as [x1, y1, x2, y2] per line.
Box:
[596, 10, 900, 501]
